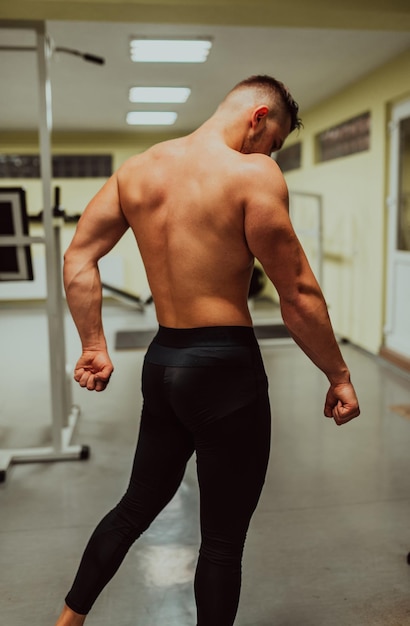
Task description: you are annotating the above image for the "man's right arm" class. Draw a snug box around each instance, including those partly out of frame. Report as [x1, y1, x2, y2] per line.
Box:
[64, 172, 129, 391]
[244, 158, 360, 425]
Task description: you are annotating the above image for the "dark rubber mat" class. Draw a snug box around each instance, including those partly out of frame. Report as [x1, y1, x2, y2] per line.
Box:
[115, 324, 290, 350]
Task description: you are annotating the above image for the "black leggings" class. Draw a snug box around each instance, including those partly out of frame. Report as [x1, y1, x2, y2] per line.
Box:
[65, 326, 271, 626]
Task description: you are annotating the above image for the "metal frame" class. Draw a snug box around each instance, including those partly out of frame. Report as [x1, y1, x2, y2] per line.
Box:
[289, 191, 324, 287]
[0, 20, 88, 482]
[384, 99, 410, 357]
[0, 187, 34, 280]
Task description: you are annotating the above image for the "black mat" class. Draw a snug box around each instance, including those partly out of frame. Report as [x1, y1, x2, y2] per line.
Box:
[115, 329, 157, 350]
[254, 324, 290, 340]
[115, 324, 290, 350]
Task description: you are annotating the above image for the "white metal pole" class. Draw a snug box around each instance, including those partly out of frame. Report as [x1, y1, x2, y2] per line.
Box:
[0, 20, 87, 482]
[36, 22, 68, 452]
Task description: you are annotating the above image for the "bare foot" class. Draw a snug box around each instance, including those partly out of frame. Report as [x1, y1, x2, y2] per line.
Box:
[54, 603, 86, 626]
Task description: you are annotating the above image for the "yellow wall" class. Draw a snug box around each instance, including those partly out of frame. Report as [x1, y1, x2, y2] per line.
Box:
[1, 48, 410, 352]
[1, 0, 409, 31]
[0, 131, 178, 299]
[282, 47, 410, 354]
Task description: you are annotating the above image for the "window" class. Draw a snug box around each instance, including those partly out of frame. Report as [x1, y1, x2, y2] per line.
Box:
[275, 143, 302, 172]
[317, 112, 370, 162]
[0, 154, 112, 178]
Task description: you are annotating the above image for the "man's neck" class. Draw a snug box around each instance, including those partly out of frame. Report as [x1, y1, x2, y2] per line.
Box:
[193, 114, 248, 153]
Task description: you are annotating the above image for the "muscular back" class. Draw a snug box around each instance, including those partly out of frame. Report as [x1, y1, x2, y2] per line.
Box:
[117, 136, 260, 328]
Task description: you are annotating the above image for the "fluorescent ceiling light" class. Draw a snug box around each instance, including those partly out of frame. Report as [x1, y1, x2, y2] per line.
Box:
[130, 38, 212, 63]
[129, 87, 191, 103]
[126, 111, 178, 126]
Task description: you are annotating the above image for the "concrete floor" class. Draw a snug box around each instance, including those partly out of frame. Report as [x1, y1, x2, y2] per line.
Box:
[1, 299, 410, 625]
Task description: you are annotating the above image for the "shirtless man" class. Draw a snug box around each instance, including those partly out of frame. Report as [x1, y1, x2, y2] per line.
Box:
[55, 75, 359, 626]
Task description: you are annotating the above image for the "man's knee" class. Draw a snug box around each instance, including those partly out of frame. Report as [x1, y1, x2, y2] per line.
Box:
[199, 532, 246, 569]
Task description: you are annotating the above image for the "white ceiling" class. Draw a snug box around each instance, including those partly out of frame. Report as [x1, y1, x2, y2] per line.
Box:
[0, 20, 410, 134]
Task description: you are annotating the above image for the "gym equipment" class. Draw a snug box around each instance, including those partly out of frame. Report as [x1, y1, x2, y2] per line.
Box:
[0, 21, 89, 482]
[0, 187, 33, 281]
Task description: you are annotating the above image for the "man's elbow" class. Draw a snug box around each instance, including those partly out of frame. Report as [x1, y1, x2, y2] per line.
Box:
[63, 243, 77, 268]
[63, 249, 91, 291]
[279, 286, 325, 324]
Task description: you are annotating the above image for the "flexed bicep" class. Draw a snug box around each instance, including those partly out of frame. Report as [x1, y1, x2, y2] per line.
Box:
[244, 161, 318, 302]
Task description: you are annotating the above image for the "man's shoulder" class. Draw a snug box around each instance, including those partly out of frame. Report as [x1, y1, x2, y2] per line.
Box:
[235, 153, 286, 194]
[241, 152, 282, 174]
[121, 138, 183, 168]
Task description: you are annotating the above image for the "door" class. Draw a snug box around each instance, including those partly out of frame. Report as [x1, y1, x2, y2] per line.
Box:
[385, 99, 410, 359]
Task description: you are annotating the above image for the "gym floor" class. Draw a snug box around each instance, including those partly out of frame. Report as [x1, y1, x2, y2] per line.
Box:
[1, 299, 410, 626]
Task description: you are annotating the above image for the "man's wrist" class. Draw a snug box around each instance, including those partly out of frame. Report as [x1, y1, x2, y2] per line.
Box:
[327, 368, 351, 386]
[81, 341, 107, 352]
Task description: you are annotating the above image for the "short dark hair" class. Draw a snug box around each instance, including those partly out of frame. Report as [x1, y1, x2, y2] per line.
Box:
[231, 74, 302, 133]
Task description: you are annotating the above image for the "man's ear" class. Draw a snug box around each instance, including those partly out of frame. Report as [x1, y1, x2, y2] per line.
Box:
[251, 105, 269, 129]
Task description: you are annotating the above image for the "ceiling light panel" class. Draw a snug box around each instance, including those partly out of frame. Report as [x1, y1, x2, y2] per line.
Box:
[129, 87, 191, 103]
[130, 38, 212, 63]
[126, 111, 178, 126]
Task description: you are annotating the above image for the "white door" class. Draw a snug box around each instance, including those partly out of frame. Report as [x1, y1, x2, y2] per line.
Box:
[385, 99, 410, 359]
